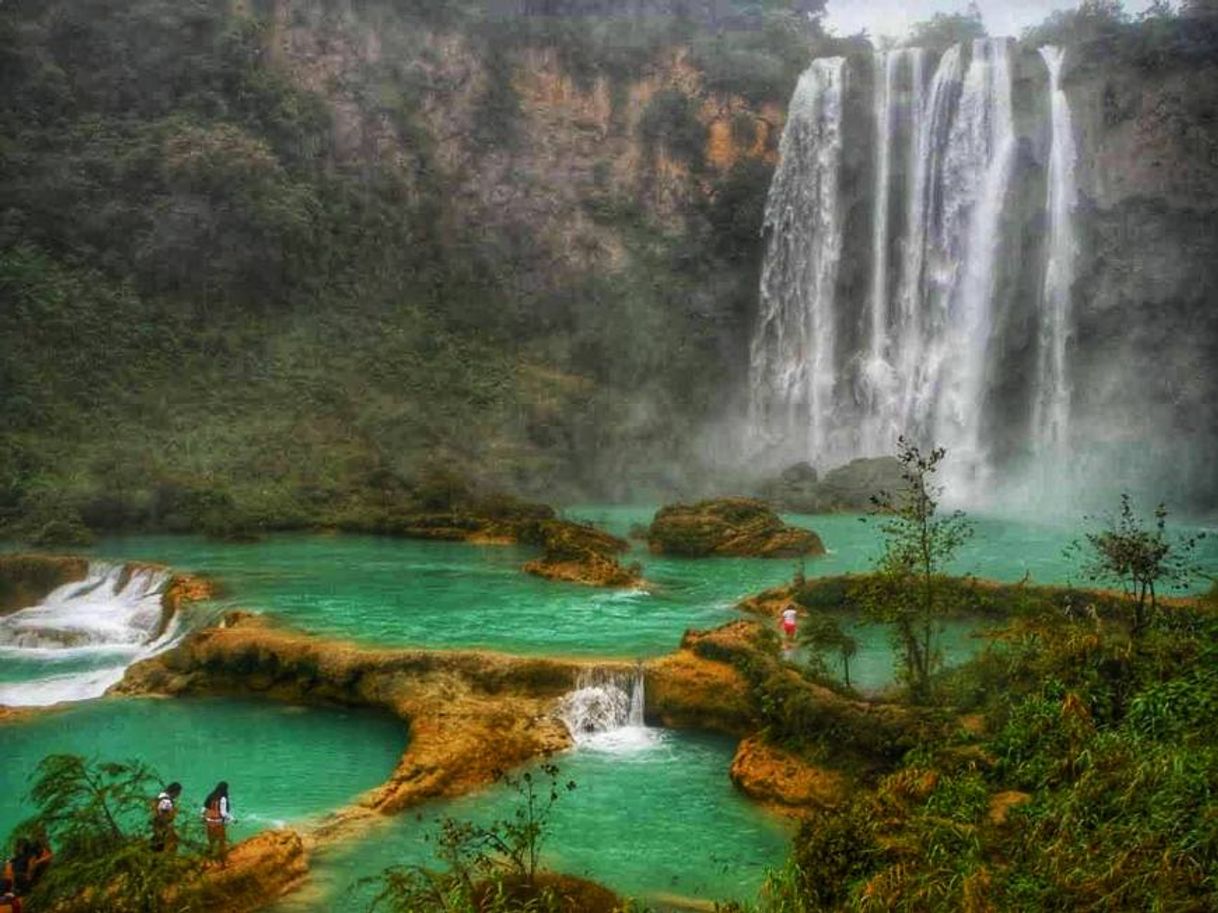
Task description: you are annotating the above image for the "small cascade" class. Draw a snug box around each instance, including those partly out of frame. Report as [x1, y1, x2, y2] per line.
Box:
[0, 562, 187, 706]
[750, 57, 848, 461]
[1032, 45, 1078, 461]
[557, 665, 655, 752]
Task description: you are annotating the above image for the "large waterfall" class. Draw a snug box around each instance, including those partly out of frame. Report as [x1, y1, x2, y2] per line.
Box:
[750, 40, 1079, 504]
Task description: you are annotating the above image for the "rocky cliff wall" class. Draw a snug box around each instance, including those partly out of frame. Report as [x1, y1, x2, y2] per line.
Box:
[1068, 53, 1218, 504]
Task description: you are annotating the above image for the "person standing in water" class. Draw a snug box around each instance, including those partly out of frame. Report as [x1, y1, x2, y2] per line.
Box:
[781, 604, 798, 641]
[201, 782, 233, 866]
[151, 782, 182, 854]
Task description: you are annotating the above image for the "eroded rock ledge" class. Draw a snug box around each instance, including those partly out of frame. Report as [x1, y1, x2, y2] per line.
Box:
[0, 554, 90, 614]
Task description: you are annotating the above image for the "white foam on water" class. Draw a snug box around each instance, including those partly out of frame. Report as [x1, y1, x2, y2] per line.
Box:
[0, 562, 191, 707]
[556, 665, 660, 754]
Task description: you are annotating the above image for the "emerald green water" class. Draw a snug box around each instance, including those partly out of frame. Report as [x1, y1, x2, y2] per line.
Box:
[0, 697, 406, 842]
[71, 509, 1216, 663]
[272, 731, 792, 911]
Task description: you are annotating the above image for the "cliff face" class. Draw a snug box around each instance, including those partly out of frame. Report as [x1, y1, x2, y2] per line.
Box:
[1068, 57, 1218, 503]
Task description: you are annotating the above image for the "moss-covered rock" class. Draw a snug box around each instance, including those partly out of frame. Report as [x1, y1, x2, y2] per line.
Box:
[521, 519, 639, 587]
[647, 497, 825, 557]
[729, 735, 848, 816]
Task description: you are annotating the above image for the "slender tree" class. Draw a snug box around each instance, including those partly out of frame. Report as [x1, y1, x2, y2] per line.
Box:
[862, 438, 972, 702]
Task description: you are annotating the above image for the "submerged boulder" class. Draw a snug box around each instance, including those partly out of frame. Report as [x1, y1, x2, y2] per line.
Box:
[647, 498, 825, 558]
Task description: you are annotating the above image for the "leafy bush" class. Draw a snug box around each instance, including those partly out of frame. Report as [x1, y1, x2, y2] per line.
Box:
[365, 763, 582, 913]
[10, 755, 206, 913]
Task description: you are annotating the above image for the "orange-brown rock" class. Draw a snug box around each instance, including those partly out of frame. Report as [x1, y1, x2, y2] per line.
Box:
[192, 828, 309, 912]
[729, 736, 847, 815]
[648, 499, 825, 558]
[644, 645, 754, 735]
[111, 614, 616, 812]
[157, 572, 216, 638]
[0, 554, 89, 613]
[679, 619, 766, 664]
[521, 519, 636, 588]
[0, 705, 37, 724]
[523, 552, 642, 588]
[988, 790, 1032, 825]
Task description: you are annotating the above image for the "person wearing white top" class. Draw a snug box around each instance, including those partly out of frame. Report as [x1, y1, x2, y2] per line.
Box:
[781, 605, 798, 640]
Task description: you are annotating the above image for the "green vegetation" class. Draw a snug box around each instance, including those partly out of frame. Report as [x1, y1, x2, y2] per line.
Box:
[8, 755, 205, 913]
[1023, 0, 1218, 71]
[903, 3, 986, 50]
[364, 764, 620, 913]
[1070, 494, 1206, 635]
[798, 613, 857, 688]
[0, 0, 818, 540]
[860, 440, 974, 703]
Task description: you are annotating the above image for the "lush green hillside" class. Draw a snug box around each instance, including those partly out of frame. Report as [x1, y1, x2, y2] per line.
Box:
[0, 0, 834, 540]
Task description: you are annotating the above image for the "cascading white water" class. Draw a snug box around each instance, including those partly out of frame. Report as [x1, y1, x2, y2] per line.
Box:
[0, 562, 187, 706]
[1033, 45, 1078, 460]
[556, 665, 654, 752]
[750, 40, 1025, 500]
[750, 57, 847, 461]
[859, 50, 901, 457]
[929, 38, 1017, 496]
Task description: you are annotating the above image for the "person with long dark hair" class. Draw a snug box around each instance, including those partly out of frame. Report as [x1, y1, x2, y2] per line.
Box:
[201, 781, 233, 866]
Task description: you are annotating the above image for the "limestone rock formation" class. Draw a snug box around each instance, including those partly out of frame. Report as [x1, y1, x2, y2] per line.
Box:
[0, 555, 89, 614]
[193, 828, 309, 912]
[647, 498, 825, 558]
[112, 614, 590, 811]
[729, 735, 847, 815]
[522, 520, 640, 588]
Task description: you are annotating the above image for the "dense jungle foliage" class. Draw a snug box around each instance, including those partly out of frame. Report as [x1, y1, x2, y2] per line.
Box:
[0, 0, 828, 542]
[727, 584, 1218, 913]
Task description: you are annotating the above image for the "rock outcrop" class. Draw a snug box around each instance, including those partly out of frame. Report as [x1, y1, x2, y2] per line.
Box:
[192, 828, 310, 913]
[647, 498, 825, 558]
[729, 736, 847, 816]
[0, 555, 89, 614]
[522, 520, 641, 588]
[757, 457, 904, 514]
[113, 613, 587, 812]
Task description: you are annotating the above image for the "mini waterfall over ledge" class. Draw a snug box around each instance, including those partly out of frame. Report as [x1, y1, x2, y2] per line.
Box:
[0, 562, 188, 706]
[556, 665, 656, 752]
[749, 40, 1080, 506]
